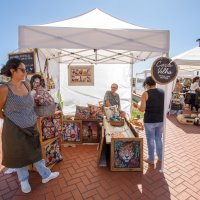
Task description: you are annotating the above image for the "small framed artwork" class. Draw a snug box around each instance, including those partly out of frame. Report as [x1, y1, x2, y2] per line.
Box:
[39, 111, 62, 142]
[68, 65, 94, 86]
[42, 138, 63, 167]
[110, 138, 143, 171]
[61, 120, 82, 143]
[82, 120, 100, 143]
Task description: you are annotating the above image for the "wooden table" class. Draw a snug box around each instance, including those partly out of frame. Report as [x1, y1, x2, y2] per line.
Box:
[103, 117, 135, 144]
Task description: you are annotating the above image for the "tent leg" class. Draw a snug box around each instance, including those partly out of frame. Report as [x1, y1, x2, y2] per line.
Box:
[130, 54, 134, 119]
[130, 63, 134, 117]
[160, 84, 168, 173]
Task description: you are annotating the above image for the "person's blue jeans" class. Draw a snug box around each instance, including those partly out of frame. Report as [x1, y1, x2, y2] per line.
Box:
[144, 122, 163, 161]
[16, 159, 51, 182]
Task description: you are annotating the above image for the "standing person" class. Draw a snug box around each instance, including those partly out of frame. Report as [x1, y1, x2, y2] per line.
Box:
[133, 76, 164, 165]
[0, 58, 59, 194]
[103, 83, 125, 117]
[174, 79, 183, 93]
[190, 76, 200, 111]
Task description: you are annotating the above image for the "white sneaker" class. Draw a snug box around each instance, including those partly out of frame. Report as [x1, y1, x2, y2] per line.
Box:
[20, 180, 31, 193]
[42, 172, 59, 183]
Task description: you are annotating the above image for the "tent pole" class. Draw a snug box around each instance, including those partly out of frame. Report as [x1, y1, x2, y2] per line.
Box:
[130, 53, 134, 119]
[160, 53, 169, 173]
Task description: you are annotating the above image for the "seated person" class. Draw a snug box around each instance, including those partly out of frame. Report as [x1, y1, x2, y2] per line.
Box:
[30, 74, 42, 91]
[30, 74, 57, 116]
[30, 74, 54, 106]
[103, 83, 125, 118]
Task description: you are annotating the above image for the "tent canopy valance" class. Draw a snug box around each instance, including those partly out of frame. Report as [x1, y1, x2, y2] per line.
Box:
[19, 8, 169, 64]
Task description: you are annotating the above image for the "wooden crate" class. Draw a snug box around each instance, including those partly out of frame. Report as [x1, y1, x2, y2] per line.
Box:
[37, 111, 63, 144]
[28, 111, 63, 171]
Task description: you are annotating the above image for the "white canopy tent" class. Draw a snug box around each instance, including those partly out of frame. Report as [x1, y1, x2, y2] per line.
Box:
[18, 8, 170, 172]
[19, 8, 169, 64]
[173, 47, 200, 72]
[18, 8, 169, 114]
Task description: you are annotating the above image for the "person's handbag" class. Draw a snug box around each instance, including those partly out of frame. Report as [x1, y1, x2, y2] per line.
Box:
[34, 103, 56, 117]
[33, 86, 56, 117]
[34, 86, 54, 106]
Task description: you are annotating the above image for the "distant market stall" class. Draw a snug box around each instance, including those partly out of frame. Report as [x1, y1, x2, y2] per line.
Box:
[172, 46, 200, 125]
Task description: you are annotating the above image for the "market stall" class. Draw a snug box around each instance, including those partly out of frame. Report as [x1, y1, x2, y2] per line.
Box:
[17, 8, 170, 170]
[172, 46, 200, 125]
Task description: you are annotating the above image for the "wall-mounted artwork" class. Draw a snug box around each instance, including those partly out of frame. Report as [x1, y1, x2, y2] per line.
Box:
[68, 65, 94, 86]
[61, 120, 82, 143]
[82, 120, 100, 143]
[110, 138, 143, 171]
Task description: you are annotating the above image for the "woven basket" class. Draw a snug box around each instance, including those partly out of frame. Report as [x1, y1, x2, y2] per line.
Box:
[110, 119, 124, 127]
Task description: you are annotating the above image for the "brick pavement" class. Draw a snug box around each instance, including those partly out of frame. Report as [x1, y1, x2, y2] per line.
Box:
[0, 116, 200, 200]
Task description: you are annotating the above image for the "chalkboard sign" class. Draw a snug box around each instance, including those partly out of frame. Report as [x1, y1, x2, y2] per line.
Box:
[151, 57, 178, 85]
[9, 52, 35, 74]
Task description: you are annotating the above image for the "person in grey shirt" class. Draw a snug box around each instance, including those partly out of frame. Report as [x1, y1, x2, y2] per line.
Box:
[104, 83, 120, 108]
[103, 83, 125, 117]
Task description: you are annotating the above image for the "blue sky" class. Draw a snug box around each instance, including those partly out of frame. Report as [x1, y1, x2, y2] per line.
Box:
[0, 0, 199, 75]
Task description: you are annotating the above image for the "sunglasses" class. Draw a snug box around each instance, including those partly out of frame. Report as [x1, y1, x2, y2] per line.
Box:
[111, 86, 117, 89]
[17, 67, 27, 73]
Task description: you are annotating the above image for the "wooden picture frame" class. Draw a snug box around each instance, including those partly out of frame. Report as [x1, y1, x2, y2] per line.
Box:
[82, 120, 100, 143]
[68, 65, 94, 86]
[110, 138, 143, 171]
[37, 111, 62, 143]
[61, 120, 82, 143]
[42, 138, 63, 167]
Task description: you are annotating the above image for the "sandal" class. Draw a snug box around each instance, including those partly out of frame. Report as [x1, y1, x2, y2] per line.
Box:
[144, 158, 154, 165]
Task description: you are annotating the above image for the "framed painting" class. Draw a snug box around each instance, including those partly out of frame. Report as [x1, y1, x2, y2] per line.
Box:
[38, 111, 62, 142]
[110, 138, 143, 171]
[42, 138, 63, 167]
[61, 120, 82, 143]
[68, 65, 94, 86]
[82, 120, 100, 143]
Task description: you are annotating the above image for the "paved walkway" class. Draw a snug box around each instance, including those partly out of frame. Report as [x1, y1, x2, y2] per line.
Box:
[0, 116, 200, 200]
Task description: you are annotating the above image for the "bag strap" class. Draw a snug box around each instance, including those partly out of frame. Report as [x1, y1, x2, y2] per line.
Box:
[23, 81, 31, 92]
[35, 48, 42, 73]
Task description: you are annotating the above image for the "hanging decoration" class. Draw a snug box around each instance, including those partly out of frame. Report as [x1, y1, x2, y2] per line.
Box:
[35, 48, 46, 88]
[44, 58, 55, 91]
[56, 90, 64, 110]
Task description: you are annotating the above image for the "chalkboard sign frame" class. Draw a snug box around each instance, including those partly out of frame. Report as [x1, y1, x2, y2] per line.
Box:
[151, 57, 178, 85]
[8, 51, 35, 75]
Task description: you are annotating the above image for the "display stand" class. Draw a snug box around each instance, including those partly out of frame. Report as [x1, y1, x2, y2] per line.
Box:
[29, 111, 63, 171]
